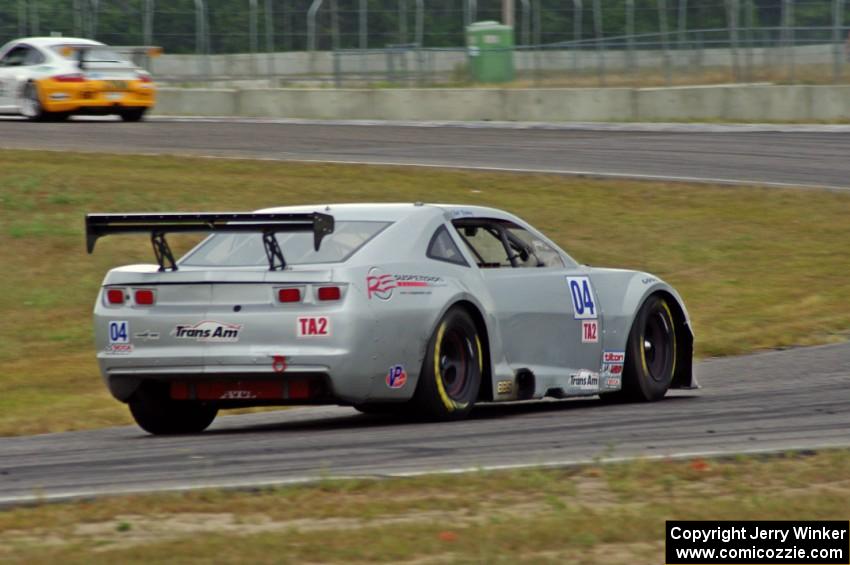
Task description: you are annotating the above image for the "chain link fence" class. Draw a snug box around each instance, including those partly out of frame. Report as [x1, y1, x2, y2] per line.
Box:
[1, 0, 849, 86]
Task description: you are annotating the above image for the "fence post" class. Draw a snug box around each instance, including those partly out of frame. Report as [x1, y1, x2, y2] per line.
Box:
[398, 0, 408, 44]
[331, 0, 340, 50]
[744, 0, 755, 81]
[193, 0, 210, 78]
[832, 0, 846, 81]
[677, 0, 688, 60]
[658, 0, 672, 84]
[89, 0, 99, 38]
[359, 0, 368, 49]
[534, 0, 542, 83]
[782, 0, 795, 82]
[726, 0, 741, 82]
[249, 0, 259, 76]
[143, 0, 155, 46]
[519, 0, 530, 46]
[28, 0, 39, 35]
[17, 0, 26, 36]
[265, 0, 275, 81]
[592, 0, 604, 85]
[307, 0, 324, 51]
[415, 0, 424, 84]
[572, 0, 582, 73]
[626, 0, 635, 74]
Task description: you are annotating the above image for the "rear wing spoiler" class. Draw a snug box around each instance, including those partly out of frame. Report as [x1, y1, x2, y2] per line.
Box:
[85, 212, 335, 272]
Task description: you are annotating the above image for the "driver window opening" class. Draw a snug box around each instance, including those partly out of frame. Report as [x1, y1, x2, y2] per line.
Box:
[452, 218, 564, 269]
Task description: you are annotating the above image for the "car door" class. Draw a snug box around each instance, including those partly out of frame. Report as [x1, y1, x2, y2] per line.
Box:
[0, 45, 28, 110]
[0, 45, 39, 112]
[452, 217, 603, 385]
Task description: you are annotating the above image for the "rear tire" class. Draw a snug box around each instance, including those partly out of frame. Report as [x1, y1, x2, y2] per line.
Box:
[129, 383, 218, 435]
[616, 294, 677, 402]
[120, 108, 147, 122]
[411, 308, 483, 420]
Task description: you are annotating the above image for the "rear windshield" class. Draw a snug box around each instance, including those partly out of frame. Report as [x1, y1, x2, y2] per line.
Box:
[180, 221, 390, 267]
[51, 45, 128, 64]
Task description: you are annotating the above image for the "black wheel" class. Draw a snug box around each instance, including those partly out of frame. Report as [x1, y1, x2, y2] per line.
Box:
[129, 383, 218, 435]
[411, 308, 483, 420]
[615, 294, 677, 402]
[20, 82, 49, 121]
[120, 108, 147, 122]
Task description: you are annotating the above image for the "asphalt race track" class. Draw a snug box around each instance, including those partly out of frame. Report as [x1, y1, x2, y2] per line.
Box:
[0, 118, 850, 189]
[0, 117, 848, 503]
[1, 342, 848, 505]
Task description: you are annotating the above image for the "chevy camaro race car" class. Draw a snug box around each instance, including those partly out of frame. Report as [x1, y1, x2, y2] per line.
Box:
[86, 204, 696, 435]
[0, 37, 156, 121]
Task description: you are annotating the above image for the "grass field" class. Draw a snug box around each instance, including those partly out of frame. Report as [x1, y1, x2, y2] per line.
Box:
[1, 149, 849, 436]
[0, 449, 847, 563]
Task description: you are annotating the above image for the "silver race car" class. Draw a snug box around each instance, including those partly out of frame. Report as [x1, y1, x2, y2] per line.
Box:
[86, 204, 695, 435]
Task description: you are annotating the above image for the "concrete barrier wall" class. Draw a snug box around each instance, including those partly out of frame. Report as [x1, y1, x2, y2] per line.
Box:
[150, 44, 840, 80]
[154, 85, 850, 122]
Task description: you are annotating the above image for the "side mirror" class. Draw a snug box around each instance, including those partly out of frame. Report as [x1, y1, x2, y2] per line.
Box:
[76, 49, 86, 70]
[464, 226, 478, 237]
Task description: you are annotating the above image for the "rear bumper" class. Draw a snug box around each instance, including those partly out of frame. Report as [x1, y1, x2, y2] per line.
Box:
[38, 77, 156, 113]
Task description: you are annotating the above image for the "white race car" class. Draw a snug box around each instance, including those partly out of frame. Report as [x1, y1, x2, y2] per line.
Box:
[0, 36, 156, 121]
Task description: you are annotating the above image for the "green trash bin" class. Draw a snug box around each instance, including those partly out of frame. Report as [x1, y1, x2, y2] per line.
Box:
[466, 21, 515, 83]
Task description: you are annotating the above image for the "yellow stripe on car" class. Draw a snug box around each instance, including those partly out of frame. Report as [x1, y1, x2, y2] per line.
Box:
[433, 323, 455, 412]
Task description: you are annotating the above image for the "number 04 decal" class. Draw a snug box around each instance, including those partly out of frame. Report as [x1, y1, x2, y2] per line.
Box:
[566, 276, 597, 320]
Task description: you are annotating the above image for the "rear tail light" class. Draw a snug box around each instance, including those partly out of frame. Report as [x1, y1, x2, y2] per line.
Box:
[317, 286, 341, 301]
[54, 73, 85, 82]
[106, 289, 125, 305]
[134, 289, 155, 306]
[137, 72, 153, 83]
[278, 288, 301, 303]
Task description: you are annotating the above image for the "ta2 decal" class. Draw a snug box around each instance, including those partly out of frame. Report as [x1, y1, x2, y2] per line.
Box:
[581, 320, 599, 343]
[566, 276, 597, 320]
[297, 316, 331, 337]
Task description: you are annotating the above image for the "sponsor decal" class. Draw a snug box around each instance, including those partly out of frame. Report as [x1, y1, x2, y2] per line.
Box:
[172, 321, 242, 342]
[603, 351, 625, 364]
[566, 276, 597, 320]
[386, 364, 408, 389]
[641, 277, 658, 285]
[219, 390, 257, 400]
[104, 343, 133, 355]
[569, 369, 599, 391]
[450, 209, 475, 218]
[367, 267, 395, 300]
[297, 316, 331, 337]
[496, 380, 513, 395]
[271, 355, 287, 373]
[601, 350, 625, 380]
[133, 330, 160, 341]
[606, 376, 621, 388]
[581, 320, 599, 343]
[108, 321, 129, 345]
[367, 268, 446, 300]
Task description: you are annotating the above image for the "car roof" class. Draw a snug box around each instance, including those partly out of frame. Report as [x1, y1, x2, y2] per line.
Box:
[8, 37, 105, 49]
[254, 203, 519, 223]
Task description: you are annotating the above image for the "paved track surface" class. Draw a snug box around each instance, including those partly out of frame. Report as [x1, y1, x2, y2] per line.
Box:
[1, 118, 849, 188]
[1, 342, 848, 504]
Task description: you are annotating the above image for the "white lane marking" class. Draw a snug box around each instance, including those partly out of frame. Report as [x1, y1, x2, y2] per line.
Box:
[1, 441, 848, 507]
[1, 145, 847, 192]
[149, 115, 850, 134]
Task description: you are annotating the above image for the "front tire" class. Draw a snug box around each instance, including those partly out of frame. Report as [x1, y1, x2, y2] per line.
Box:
[129, 383, 218, 435]
[411, 308, 483, 420]
[617, 295, 678, 402]
[20, 82, 49, 121]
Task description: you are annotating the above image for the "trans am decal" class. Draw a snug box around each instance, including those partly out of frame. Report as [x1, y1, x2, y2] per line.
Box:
[172, 321, 242, 342]
[569, 369, 599, 391]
